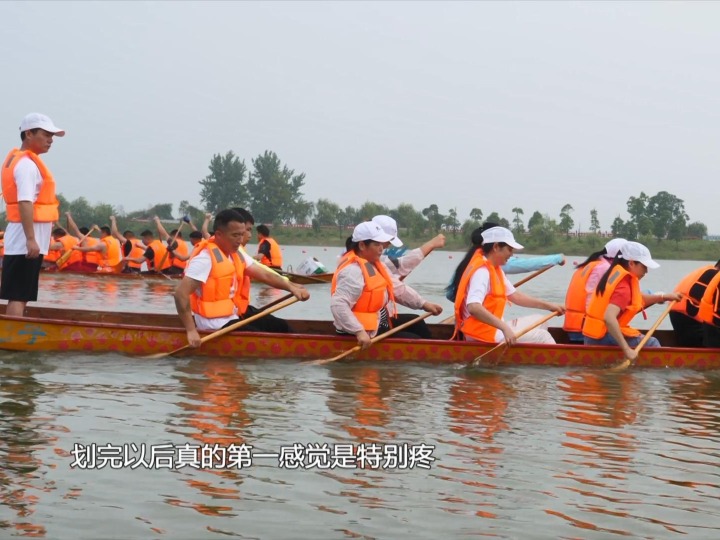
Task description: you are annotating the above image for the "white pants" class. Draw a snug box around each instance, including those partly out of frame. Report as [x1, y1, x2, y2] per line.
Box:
[495, 314, 556, 345]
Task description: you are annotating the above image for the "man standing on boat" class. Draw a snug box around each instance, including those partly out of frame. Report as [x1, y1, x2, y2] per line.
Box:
[0, 113, 65, 317]
[174, 209, 310, 348]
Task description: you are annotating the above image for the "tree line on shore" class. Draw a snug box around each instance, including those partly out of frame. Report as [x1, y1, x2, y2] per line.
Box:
[1, 150, 709, 248]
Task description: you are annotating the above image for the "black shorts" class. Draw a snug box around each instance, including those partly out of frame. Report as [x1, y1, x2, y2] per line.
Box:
[0, 254, 45, 302]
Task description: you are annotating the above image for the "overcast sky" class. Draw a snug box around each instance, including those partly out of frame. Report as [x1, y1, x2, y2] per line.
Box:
[2, 1, 719, 233]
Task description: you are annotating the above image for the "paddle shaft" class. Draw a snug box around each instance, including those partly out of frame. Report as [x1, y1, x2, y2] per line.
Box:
[468, 310, 560, 367]
[610, 300, 677, 372]
[56, 226, 98, 267]
[309, 311, 434, 366]
[146, 296, 299, 359]
[439, 265, 558, 325]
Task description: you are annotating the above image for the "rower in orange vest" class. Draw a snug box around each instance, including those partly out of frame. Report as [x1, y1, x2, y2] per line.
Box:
[109, 215, 144, 273]
[123, 230, 172, 274]
[71, 225, 123, 273]
[153, 216, 190, 275]
[695, 264, 720, 348]
[64, 212, 102, 271]
[669, 260, 720, 348]
[253, 224, 283, 270]
[47, 227, 83, 270]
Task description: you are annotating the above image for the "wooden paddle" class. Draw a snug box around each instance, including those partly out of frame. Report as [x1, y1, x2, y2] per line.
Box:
[280, 270, 329, 284]
[308, 311, 434, 366]
[155, 220, 186, 273]
[440, 264, 559, 325]
[144, 296, 299, 359]
[56, 225, 98, 268]
[609, 300, 677, 372]
[467, 311, 561, 368]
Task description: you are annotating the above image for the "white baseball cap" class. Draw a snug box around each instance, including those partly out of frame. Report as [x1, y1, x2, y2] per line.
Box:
[619, 241, 659, 269]
[351, 221, 395, 244]
[604, 238, 627, 258]
[481, 226, 524, 250]
[371, 215, 403, 247]
[19, 113, 65, 136]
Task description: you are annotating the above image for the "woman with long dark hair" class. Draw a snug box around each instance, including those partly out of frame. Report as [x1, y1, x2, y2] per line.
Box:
[448, 225, 565, 345]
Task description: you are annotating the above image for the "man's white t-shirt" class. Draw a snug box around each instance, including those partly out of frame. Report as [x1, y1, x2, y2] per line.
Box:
[4, 157, 53, 255]
[184, 248, 254, 331]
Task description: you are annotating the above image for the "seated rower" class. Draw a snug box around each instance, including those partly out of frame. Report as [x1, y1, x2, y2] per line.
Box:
[72, 225, 123, 273]
[670, 260, 720, 347]
[563, 238, 627, 342]
[48, 227, 84, 271]
[331, 221, 443, 350]
[582, 242, 681, 359]
[123, 230, 172, 274]
[153, 216, 189, 275]
[254, 224, 283, 271]
[174, 209, 309, 348]
[65, 212, 102, 271]
[109, 215, 144, 273]
[445, 224, 565, 303]
[448, 226, 564, 345]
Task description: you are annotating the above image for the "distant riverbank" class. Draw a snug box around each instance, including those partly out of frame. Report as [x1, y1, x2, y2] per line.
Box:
[268, 226, 720, 262]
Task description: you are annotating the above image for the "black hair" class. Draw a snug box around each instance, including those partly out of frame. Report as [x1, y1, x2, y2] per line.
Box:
[20, 128, 40, 142]
[213, 209, 244, 232]
[52, 228, 67, 237]
[231, 207, 255, 225]
[445, 222, 507, 302]
[256, 224, 270, 237]
[169, 229, 182, 238]
[141, 229, 153, 237]
[595, 253, 630, 296]
[576, 248, 607, 270]
[189, 231, 202, 240]
[345, 236, 353, 253]
[100, 226, 111, 235]
[79, 226, 89, 235]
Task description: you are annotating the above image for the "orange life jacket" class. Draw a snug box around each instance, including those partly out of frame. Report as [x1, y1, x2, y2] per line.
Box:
[258, 237, 283, 269]
[45, 238, 61, 263]
[169, 238, 189, 270]
[452, 250, 507, 343]
[671, 265, 718, 322]
[563, 260, 602, 333]
[1, 148, 59, 222]
[148, 239, 171, 271]
[582, 266, 643, 339]
[56, 235, 82, 269]
[331, 251, 396, 332]
[698, 271, 720, 327]
[99, 235, 122, 271]
[81, 237, 101, 266]
[125, 239, 145, 270]
[189, 239, 247, 318]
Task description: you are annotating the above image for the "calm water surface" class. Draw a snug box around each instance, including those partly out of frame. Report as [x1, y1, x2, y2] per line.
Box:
[1, 246, 719, 539]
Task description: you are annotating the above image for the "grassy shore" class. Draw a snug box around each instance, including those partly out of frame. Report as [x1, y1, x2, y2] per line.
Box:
[269, 226, 720, 261]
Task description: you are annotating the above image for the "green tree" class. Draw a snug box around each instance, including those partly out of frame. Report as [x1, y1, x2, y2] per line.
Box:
[391, 203, 424, 236]
[314, 198, 341, 227]
[667, 216, 687, 244]
[511, 207, 525, 234]
[248, 151, 307, 224]
[529, 214, 557, 246]
[646, 191, 687, 241]
[444, 207, 460, 237]
[422, 204, 445, 234]
[357, 201, 390, 221]
[558, 204, 574, 236]
[527, 211, 544, 231]
[291, 200, 314, 225]
[687, 222, 708, 239]
[589, 208, 600, 234]
[485, 212, 510, 229]
[469, 208, 483, 222]
[179, 200, 207, 227]
[610, 216, 624, 237]
[199, 151, 248, 214]
[626, 192, 652, 236]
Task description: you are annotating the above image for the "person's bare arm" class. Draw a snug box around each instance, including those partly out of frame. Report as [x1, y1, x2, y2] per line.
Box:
[19, 201, 40, 258]
[174, 276, 203, 347]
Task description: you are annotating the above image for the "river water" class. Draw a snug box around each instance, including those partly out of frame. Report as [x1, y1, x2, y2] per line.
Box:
[1, 245, 719, 539]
